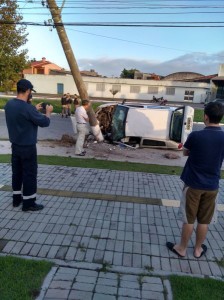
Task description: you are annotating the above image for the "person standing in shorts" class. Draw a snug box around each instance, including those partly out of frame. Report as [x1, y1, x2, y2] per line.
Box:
[166, 102, 224, 258]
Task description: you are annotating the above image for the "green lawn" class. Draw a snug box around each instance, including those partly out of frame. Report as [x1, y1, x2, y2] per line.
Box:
[0, 97, 103, 114]
[1, 154, 224, 178]
[193, 109, 204, 123]
[170, 275, 224, 300]
[0, 154, 183, 175]
[0, 256, 52, 300]
[191, 107, 224, 123]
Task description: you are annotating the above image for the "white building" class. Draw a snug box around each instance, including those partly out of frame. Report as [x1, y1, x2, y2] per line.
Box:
[24, 74, 210, 104]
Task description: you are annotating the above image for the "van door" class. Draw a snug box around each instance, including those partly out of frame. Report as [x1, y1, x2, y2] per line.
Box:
[111, 105, 129, 141]
[169, 106, 194, 145]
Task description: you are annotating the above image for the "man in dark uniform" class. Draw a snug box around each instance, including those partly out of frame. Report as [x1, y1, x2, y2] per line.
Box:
[5, 79, 53, 211]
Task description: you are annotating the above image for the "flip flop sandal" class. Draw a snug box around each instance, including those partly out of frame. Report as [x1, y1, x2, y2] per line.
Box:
[166, 242, 185, 258]
[194, 244, 207, 259]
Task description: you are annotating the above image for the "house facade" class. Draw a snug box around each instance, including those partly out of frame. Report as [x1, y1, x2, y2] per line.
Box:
[24, 73, 210, 103]
[23, 57, 62, 75]
[210, 64, 224, 100]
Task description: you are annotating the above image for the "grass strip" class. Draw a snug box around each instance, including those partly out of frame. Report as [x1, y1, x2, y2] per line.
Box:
[1, 155, 224, 178]
[0, 154, 183, 176]
[0, 256, 52, 300]
[0, 98, 103, 114]
[170, 275, 224, 300]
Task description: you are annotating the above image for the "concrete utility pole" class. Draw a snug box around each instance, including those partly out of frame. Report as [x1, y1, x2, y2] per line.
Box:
[46, 0, 103, 141]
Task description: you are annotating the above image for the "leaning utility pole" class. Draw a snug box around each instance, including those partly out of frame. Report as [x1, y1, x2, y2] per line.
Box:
[46, 0, 103, 141]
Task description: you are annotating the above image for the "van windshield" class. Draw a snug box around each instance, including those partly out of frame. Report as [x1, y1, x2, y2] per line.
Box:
[111, 105, 129, 141]
[169, 107, 184, 142]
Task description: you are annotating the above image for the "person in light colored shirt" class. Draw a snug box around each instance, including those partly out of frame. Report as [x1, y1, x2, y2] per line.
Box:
[75, 99, 90, 156]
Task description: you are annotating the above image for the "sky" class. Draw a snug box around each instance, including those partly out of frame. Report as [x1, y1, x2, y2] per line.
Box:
[17, 0, 224, 77]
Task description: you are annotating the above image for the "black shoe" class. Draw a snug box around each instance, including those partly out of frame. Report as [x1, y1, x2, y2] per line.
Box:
[77, 153, 85, 156]
[13, 195, 22, 207]
[13, 199, 22, 207]
[22, 203, 44, 212]
[82, 151, 86, 154]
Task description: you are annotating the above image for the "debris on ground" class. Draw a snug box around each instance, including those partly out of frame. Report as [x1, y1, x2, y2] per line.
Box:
[36, 137, 187, 166]
[163, 153, 181, 159]
[60, 134, 75, 145]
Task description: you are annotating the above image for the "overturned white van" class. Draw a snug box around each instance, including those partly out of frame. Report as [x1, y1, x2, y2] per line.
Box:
[96, 104, 194, 149]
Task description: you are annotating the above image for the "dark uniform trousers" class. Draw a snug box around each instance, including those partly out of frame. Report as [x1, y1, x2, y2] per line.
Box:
[11, 144, 37, 207]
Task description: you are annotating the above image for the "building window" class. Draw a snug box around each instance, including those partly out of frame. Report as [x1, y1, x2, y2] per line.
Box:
[166, 87, 175, 95]
[184, 90, 194, 101]
[96, 83, 105, 91]
[130, 86, 140, 93]
[112, 84, 121, 92]
[148, 86, 158, 94]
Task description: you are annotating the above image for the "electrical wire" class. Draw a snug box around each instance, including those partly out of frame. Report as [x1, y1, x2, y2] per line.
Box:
[20, 11, 224, 15]
[1, 20, 224, 27]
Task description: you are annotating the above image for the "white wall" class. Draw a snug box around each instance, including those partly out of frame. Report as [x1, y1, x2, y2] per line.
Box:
[218, 64, 224, 76]
[24, 74, 210, 103]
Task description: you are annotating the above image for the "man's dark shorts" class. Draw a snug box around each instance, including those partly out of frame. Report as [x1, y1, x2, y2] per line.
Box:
[178, 186, 218, 224]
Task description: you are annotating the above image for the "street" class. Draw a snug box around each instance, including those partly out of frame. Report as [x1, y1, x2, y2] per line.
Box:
[0, 111, 74, 141]
[0, 111, 218, 142]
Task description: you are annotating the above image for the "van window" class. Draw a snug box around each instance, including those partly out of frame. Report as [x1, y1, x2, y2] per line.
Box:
[112, 106, 129, 141]
[169, 107, 184, 142]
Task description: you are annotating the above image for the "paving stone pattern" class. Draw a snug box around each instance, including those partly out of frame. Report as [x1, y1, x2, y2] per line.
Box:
[44, 267, 165, 300]
[0, 164, 184, 201]
[0, 189, 224, 275]
[1, 164, 224, 202]
[1, 163, 224, 300]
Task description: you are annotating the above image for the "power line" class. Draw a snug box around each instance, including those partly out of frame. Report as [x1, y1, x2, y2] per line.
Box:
[20, 11, 224, 15]
[16, 0, 224, 2]
[65, 27, 194, 52]
[1, 20, 224, 27]
[18, 5, 224, 9]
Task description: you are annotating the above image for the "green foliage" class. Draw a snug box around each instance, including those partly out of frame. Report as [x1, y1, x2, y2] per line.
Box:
[0, 0, 29, 91]
[170, 275, 224, 300]
[120, 68, 139, 79]
[0, 256, 52, 300]
[194, 109, 224, 123]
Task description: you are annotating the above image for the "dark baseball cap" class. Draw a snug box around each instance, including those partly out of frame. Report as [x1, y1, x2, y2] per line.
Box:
[17, 79, 36, 92]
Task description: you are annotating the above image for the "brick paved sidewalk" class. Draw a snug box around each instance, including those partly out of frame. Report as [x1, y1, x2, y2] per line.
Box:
[1, 163, 224, 299]
[1, 164, 224, 203]
[41, 267, 168, 300]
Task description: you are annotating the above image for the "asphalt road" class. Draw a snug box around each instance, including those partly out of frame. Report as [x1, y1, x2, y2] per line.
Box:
[0, 111, 215, 142]
[0, 112, 75, 141]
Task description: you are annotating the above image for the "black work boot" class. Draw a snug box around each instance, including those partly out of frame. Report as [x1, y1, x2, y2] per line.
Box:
[22, 198, 44, 212]
[13, 194, 23, 207]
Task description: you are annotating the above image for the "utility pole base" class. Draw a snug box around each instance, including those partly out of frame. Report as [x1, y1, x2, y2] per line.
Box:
[91, 125, 104, 142]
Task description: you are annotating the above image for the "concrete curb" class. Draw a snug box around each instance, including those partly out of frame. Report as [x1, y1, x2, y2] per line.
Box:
[1, 252, 223, 282]
[163, 279, 173, 300]
[36, 266, 58, 300]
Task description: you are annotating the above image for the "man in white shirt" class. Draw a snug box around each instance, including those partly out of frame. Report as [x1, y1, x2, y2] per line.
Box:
[75, 99, 90, 156]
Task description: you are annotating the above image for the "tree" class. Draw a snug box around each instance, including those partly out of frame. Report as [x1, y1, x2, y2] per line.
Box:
[109, 89, 119, 98]
[0, 0, 28, 91]
[120, 68, 139, 79]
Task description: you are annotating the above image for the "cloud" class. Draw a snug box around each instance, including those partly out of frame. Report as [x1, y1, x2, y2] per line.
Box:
[78, 52, 224, 77]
